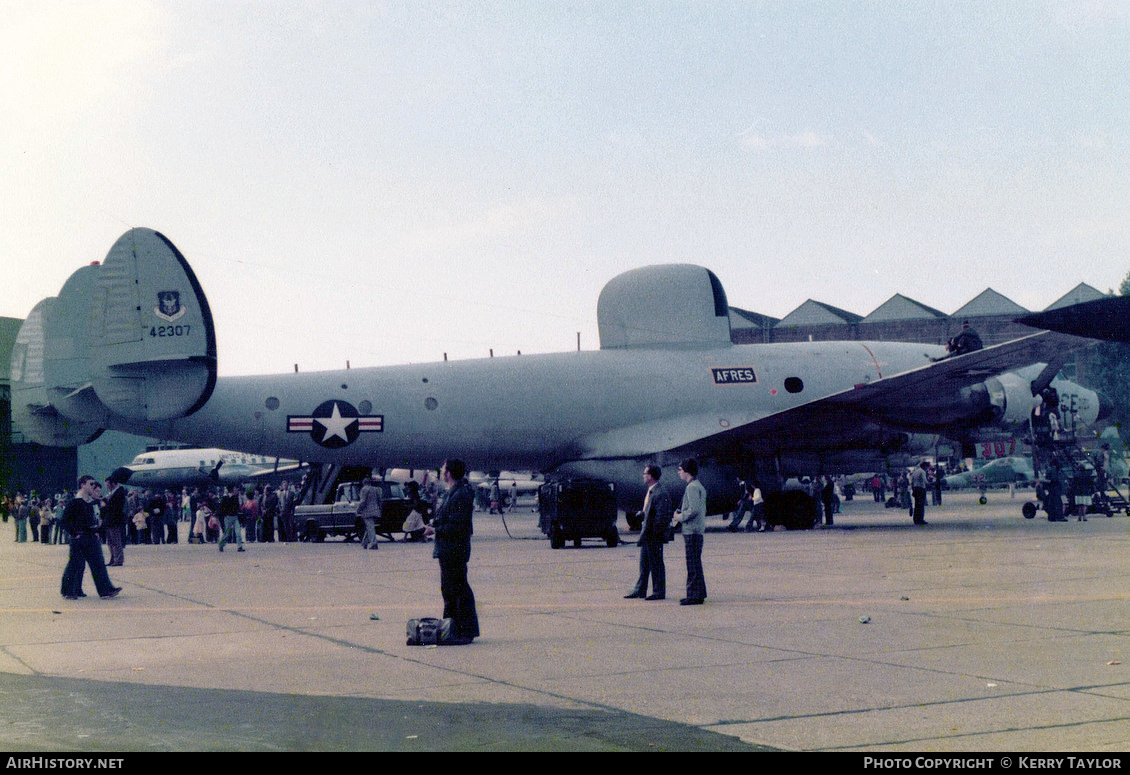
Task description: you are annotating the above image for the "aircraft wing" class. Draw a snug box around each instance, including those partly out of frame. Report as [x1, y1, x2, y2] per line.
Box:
[667, 331, 1089, 459]
[239, 461, 306, 479]
[811, 330, 1083, 416]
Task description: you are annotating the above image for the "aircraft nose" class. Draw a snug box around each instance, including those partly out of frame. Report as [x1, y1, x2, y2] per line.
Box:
[1096, 390, 1114, 423]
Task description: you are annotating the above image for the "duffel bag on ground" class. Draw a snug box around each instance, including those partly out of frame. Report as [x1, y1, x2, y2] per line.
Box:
[406, 617, 456, 646]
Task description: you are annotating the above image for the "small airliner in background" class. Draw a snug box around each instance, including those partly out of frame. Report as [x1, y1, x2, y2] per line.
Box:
[109, 447, 304, 489]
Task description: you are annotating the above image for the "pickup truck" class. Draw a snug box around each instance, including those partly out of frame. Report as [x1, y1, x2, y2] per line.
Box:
[295, 480, 419, 542]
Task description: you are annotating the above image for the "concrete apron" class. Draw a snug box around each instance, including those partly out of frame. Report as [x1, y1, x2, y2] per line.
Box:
[0, 490, 1127, 751]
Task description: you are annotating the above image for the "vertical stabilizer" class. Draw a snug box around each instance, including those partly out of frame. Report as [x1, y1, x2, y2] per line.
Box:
[89, 229, 217, 420]
[44, 264, 108, 425]
[10, 299, 104, 445]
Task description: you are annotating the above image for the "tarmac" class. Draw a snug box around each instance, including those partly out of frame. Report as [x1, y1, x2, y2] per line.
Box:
[1, 490, 1129, 752]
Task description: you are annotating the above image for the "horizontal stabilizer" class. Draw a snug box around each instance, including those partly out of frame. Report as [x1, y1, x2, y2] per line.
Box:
[1016, 296, 1130, 343]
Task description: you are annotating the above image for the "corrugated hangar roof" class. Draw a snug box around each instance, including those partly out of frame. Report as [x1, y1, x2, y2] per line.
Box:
[728, 281, 1110, 340]
[952, 288, 1029, 317]
[862, 294, 947, 322]
[1045, 283, 1107, 310]
[777, 299, 863, 327]
[729, 306, 780, 330]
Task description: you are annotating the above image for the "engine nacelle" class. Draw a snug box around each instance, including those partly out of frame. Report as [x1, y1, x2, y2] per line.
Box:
[984, 372, 1037, 427]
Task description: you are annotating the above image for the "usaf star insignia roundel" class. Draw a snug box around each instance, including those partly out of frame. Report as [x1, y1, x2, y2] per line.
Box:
[287, 400, 383, 448]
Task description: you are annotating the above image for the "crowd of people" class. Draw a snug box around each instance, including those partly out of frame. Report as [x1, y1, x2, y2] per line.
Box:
[1, 490, 71, 544]
[7, 437, 1118, 641]
[1, 467, 482, 552]
[719, 466, 941, 531]
[4, 462, 480, 643]
[0, 479, 304, 551]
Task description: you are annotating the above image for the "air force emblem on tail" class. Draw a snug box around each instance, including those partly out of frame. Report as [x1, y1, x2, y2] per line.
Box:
[155, 290, 186, 321]
[712, 367, 757, 385]
[149, 290, 193, 338]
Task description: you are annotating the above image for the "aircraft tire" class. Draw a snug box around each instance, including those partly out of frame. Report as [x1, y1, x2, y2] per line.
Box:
[776, 491, 817, 530]
[605, 530, 618, 548]
[1022, 502, 1037, 519]
[549, 527, 565, 549]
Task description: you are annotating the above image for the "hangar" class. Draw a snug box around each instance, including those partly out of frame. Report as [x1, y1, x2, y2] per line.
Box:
[732, 282, 1107, 348]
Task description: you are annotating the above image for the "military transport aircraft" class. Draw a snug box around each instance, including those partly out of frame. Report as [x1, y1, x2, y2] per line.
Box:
[11, 228, 1129, 512]
[108, 447, 304, 489]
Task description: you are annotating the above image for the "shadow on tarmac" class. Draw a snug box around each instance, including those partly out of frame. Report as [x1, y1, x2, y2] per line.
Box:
[0, 673, 770, 752]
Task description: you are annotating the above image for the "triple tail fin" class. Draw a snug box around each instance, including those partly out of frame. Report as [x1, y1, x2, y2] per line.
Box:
[10, 228, 217, 445]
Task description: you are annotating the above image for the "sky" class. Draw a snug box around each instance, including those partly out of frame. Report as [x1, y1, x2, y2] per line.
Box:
[2, 0, 1128, 376]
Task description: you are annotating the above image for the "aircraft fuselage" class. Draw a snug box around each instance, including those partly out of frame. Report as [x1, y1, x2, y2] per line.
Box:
[13, 228, 1118, 513]
[107, 338, 1094, 499]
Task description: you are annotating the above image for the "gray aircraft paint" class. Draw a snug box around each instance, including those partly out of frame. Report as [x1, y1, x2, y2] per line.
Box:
[11, 228, 1122, 509]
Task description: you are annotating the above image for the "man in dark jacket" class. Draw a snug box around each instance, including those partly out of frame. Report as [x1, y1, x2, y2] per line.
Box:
[947, 321, 983, 356]
[261, 485, 279, 543]
[217, 485, 244, 552]
[625, 465, 673, 601]
[60, 475, 121, 599]
[277, 481, 296, 542]
[102, 479, 128, 566]
[424, 459, 479, 643]
[145, 492, 166, 545]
